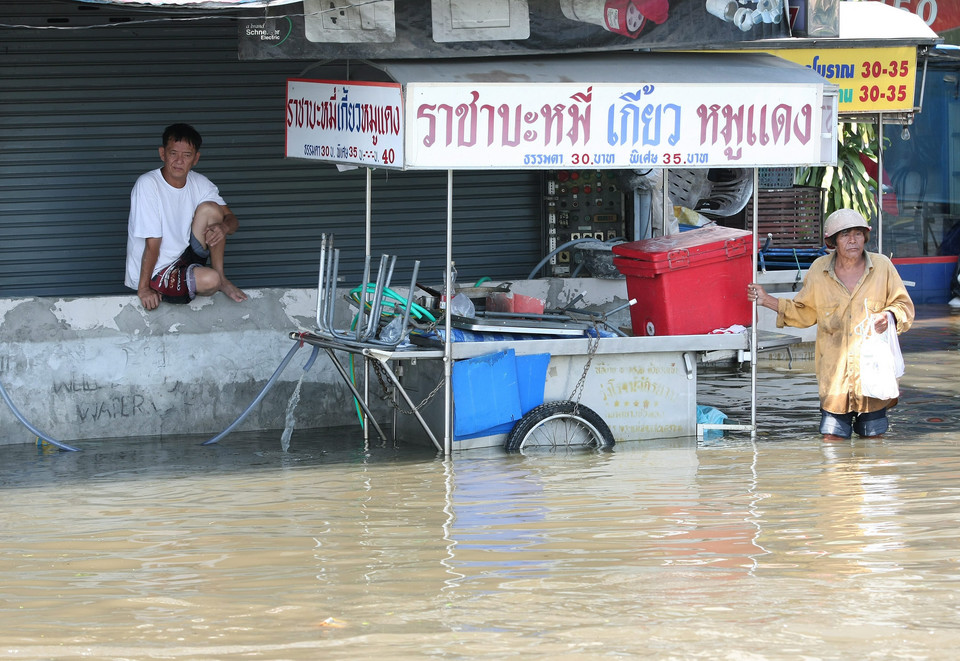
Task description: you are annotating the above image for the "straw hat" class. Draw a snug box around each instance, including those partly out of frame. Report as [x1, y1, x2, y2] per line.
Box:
[823, 209, 870, 249]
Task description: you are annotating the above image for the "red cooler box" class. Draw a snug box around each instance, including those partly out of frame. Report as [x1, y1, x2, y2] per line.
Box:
[612, 226, 753, 336]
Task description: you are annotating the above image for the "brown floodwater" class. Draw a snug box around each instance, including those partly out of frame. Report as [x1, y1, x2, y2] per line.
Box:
[1, 306, 959, 660]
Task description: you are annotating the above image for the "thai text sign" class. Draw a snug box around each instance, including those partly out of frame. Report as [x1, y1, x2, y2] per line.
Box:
[403, 82, 828, 169]
[771, 47, 917, 113]
[286, 79, 405, 168]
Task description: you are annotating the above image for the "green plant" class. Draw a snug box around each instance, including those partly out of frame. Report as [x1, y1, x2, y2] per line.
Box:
[796, 122, 880, 221]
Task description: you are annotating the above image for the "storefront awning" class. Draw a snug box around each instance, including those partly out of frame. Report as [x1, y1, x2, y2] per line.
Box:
[823, 2, 938, 47]
[70, 0, 300, 7]
[286, 51, 839, 171]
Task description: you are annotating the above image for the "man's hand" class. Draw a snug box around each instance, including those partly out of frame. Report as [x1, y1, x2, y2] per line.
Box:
[138, 287, 161, 311]
[204, 222, 227, 248]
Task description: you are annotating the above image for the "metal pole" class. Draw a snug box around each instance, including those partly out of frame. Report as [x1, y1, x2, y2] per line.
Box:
[750, 168, 758, 438]
[878, 113, 884, 255]
[444, 170, 454, 456]
[662, 169, 669, 237]
[365, 167, 373, 254]
[918, 54, 929, 114]
[363, 167, 373, 447]
[364, 351, 444, 453]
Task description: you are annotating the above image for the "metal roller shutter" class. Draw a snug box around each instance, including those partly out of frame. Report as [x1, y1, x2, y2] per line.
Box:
[0, 0, 542, 297]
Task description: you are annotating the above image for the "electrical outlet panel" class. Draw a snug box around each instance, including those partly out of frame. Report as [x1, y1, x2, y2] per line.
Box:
[541, 169, 626, 277]
[304, 0, 396, 43]
[431, 0, 529, 42]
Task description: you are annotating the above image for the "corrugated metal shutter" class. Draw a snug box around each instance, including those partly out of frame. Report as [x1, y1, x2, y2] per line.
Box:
[0, 0, 542, 297]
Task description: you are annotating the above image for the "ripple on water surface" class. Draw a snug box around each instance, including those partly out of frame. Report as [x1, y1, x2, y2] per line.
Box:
[2, 316, 960, 658]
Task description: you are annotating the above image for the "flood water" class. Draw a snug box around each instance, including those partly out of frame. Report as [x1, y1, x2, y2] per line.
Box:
[2, 306, 959, 660]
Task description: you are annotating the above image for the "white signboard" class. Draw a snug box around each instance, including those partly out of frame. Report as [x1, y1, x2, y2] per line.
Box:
[286, 79, 404, 169]
[404, 82, 828, 169]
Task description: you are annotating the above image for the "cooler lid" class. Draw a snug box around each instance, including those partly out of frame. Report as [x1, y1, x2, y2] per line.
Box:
[612, 225, 753, 264]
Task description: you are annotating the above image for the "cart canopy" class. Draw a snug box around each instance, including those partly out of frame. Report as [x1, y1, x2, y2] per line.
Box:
[285, 51, 839, 171]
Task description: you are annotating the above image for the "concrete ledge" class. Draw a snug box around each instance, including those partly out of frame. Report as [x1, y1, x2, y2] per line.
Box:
[0, 280, 634, 447]
[0, 289, 362, 447]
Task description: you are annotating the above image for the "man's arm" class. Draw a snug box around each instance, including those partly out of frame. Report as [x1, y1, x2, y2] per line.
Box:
[204, 204, 238, 248]
[138, 237, 162, 310]
[221, 204, 238, 234]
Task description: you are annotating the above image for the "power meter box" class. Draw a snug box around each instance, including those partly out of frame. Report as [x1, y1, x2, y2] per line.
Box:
[541, 170, 625, 277]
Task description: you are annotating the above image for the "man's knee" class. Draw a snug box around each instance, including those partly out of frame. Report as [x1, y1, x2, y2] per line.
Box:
[192, 202, 225, 247]
[193, 201, 224, 231]
[193, 266, 222, 295]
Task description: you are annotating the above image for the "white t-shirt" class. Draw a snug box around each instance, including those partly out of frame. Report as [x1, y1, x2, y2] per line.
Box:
[124, 169, 225, 290]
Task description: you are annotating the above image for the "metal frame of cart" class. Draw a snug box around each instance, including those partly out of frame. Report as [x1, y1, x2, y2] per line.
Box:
[284, 52, 841, 454]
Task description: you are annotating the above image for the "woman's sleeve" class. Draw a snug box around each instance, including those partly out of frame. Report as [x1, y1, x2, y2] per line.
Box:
[776, 271, 821, 329]
[883, 261, 915, 334]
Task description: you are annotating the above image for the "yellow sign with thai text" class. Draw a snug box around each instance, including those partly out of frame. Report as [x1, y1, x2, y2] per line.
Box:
[768, 47, 918, 113]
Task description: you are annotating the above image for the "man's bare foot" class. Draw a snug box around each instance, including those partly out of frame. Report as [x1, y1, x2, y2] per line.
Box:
[220, 278, 247, 302]
[822, 434, 847, 442]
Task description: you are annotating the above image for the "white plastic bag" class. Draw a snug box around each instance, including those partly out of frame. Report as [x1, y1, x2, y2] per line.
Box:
[860, 324, 900, 400]
[379, 315, 405, 345]
[449, 292, 476, 318]
[887, 311, 905, 378]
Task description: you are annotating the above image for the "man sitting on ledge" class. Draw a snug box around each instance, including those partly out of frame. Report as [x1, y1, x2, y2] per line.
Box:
[124, 123, 247, 310]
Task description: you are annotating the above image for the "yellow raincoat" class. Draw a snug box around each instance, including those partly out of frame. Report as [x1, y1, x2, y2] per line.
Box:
[776, 251, 914, 414]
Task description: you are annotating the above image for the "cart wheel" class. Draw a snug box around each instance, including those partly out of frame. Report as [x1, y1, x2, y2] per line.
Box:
[505, 401, 615, 452]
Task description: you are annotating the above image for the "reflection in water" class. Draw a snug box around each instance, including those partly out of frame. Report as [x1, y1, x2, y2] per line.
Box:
[3, 429, 960, 658]
[1, 309, 960, 658]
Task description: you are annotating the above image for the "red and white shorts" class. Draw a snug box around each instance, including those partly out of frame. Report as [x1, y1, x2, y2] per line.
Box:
[150, 240, 209, 305]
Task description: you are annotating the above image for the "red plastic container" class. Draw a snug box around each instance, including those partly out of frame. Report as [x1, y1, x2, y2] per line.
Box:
[611, 225, 753, 336]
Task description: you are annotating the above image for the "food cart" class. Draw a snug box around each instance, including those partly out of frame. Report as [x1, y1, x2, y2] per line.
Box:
[283, 51, 839, 454]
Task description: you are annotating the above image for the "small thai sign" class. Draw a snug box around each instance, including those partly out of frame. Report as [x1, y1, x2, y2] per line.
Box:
[285, 79, 405, 168]
[403, 82, 830, 169]
[771, 46, 918, 113]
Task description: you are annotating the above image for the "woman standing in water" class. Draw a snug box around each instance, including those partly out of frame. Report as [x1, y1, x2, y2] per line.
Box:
[747, 209, 915, 440]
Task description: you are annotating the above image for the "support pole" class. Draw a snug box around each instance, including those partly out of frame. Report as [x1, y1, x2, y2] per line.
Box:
[365, 167, 372, 254]
[878, 113, 884, 255]
[662, 169, 669, 238]
[324, 348, 388, 443]
[750, 168, 758, 438]
[363, 167, 373, 446]
[444, 170, 454, 456]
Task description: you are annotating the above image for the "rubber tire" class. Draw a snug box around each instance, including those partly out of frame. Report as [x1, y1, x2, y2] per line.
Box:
[505, 401, 615, 452]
